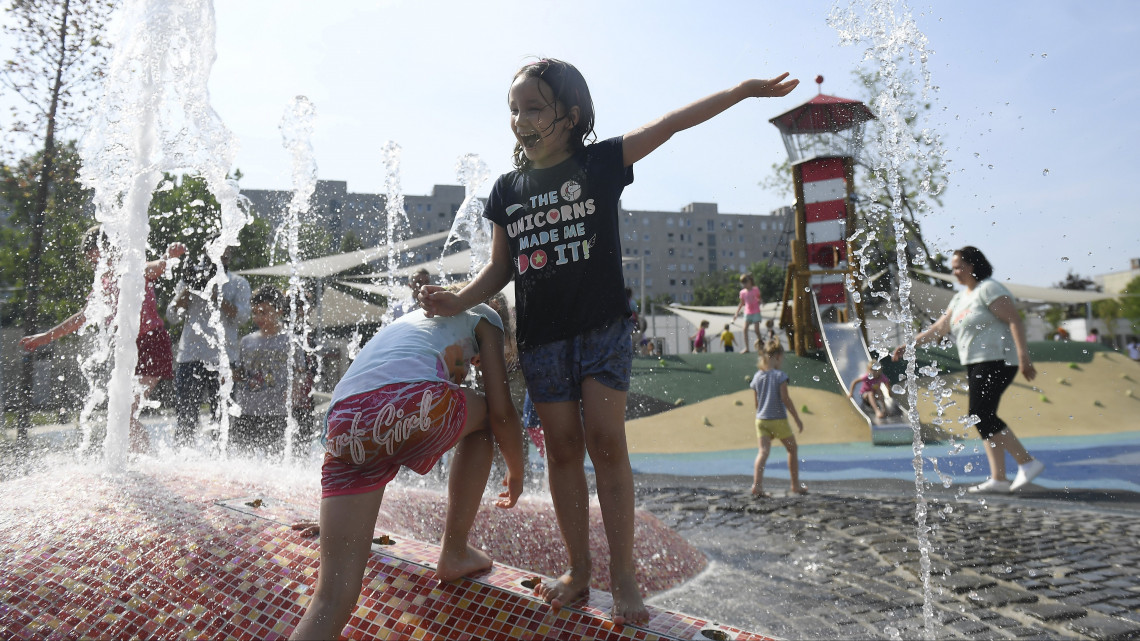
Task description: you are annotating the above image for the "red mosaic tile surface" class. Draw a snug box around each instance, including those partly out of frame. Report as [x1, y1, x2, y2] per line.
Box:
[0, 462, 774, 640]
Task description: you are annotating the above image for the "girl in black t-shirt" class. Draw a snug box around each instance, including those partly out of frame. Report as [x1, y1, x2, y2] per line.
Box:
[422, 58, 798, 626]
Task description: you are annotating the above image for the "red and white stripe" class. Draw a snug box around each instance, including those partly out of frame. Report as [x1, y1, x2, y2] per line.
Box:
[800, 158, 849, 307]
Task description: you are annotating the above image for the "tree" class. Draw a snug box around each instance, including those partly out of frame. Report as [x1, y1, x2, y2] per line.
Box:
[2, 0, 116, 436]
[1119, 275, 1140, 333]
[0, 141, 93, 326]
[1054, 270, 1101, 319]
[147, 171, 270, 301]
[1092, 298, 1122, 346]
[692, 262, 787, 306]
[761, 66, 948, 301]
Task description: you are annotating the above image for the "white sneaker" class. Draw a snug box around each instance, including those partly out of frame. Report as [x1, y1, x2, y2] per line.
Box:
[967, 478, 1012, 494]
[1010, 459, 1045, 491]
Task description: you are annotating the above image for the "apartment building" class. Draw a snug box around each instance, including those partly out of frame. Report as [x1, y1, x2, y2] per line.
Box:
[242, 180, 793, 302]
[620, 203, 793, 303]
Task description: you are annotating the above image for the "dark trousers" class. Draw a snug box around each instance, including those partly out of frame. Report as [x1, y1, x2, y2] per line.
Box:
[174, 361, 222, 443]
[966, 360, 1019, 440]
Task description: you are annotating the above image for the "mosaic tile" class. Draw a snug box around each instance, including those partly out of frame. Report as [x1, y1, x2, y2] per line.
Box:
[0, 465, 773, 640]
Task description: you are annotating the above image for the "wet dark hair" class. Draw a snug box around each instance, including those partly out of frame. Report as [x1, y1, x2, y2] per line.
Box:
[954, 246, 994, 281]
[251, 285, 287, 314]
[510, 58, 596, 171]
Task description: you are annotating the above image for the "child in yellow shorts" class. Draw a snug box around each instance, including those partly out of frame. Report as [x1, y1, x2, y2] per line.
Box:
[748, 340, 807, 498]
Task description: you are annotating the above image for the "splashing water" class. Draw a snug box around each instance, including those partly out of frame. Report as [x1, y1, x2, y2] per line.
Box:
[830, 0, 941, 637]
[378, 142, 410, 328]
[78, 0, 247, 467]
[278, 96, 318, 457]
[445, 153, 492, 280]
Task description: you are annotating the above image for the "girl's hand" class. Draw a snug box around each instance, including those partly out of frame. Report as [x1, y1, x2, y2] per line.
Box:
[742, 73, 799, 99]
[419, 285, 463, 318]
[1021, 360, 1037, 382]
[794, 416, 804, 433]
[496, 473, 523, 509]
[165, 242, 187, 260]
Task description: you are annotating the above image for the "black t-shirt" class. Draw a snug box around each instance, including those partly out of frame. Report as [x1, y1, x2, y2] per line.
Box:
[484, 137, 633, 350]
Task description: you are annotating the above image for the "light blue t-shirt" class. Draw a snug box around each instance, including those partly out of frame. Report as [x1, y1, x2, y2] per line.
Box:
[946, 278, 1017, 366]
[328, 304, 503, 409]
[750, 368, 789, 420]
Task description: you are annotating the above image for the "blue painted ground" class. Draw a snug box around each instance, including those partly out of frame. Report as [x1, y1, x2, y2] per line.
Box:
[628, 430, 1140, 493]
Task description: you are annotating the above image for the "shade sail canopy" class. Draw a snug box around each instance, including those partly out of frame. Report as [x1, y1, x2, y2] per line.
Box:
[313, 285, 387, 330]
[914, 269, 1117, 305]
[237, 231, 451, 278]
[344, 248, 477, 281]
[769, 93, 876, 135]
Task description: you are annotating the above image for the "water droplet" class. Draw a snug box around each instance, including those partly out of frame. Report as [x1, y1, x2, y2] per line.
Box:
[964, 462, 974, 473]
[1042, 168, 1049, 176]
[1061, 256, 1069, 262]
[1041, 53, 1048, 58]
[812, 375, 820, 382]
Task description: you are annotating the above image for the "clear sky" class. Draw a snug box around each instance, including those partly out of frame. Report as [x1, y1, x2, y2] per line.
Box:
[7, 1, 1140, 287]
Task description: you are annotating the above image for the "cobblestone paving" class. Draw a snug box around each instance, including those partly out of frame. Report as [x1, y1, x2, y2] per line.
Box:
[636, 481, 1140, 640]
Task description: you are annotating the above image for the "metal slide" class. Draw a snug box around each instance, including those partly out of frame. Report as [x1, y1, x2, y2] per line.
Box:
[810, 293, 913, 445]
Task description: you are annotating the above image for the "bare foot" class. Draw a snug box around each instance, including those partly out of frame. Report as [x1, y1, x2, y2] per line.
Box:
[436, 544, 493, 583]
[535, 570, 590, 610]
[790, 485, 809, 496]
[875, 411, 886, 419]
[750, 491, 771, 500]
[291, 521, 319, 537]
[609, 573, 648, 626]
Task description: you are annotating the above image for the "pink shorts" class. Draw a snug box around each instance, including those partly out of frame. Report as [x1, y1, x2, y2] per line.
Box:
[321, 381, 467, 498]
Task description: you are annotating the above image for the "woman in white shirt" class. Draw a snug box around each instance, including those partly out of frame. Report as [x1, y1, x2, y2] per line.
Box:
[893, 246, 1044, 494]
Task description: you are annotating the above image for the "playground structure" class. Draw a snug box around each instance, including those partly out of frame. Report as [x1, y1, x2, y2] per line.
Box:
[769, 78, 910, 445]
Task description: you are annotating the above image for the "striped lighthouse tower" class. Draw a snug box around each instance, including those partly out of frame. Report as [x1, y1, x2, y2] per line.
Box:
[797, 156, 852, 313]
[769, 76, 874, 355]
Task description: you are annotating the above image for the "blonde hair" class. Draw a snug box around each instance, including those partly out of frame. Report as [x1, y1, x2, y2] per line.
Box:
[758, 339, 784, 369]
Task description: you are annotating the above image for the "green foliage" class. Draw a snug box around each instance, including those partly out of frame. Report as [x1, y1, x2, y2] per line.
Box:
[1, 0, 117, 157]
[0, 142, 95, 326]
[339, 230, 364, 253]
[692, 262, 786, 306]
[1121, 275, 1140, 332]
[147, 172, 269, 304]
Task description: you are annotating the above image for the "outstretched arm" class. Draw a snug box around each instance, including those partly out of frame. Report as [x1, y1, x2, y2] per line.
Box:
[892, 311, 951, 361]
[19, 310, 87, 352]
[422, 226, 513, 318]
[622, 74, 799, 167]
[474, 319, 525, 508]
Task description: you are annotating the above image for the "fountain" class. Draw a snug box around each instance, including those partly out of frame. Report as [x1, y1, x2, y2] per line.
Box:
[0, 0, 1014, 638]
[0, 1, 728, 639]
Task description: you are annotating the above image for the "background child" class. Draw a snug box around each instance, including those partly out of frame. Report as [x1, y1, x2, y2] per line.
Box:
[749, 339, 806, 498]
[732, 274, 764, 353]
[720, 324, 736, 353]
[764, 318, 777, 343]
[232, 285, 303, 453]
[848, 361, 890, 419]
[691, 319, 710, 353]
[289, 299, 524, 640]
[19, 225, 184, 452]
[421, 58, 797, 624]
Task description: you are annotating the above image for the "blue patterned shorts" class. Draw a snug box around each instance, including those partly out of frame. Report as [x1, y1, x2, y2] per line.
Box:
[519, 316, 634, 403]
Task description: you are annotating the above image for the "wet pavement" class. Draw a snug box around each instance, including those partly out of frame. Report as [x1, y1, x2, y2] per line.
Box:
[636, 475, 1140, 640]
